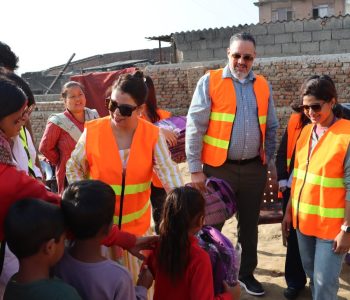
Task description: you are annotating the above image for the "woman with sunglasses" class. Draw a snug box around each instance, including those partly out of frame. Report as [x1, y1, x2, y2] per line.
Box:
[66, 71, 183, 278]
[282, 75, 350, 300]
[140, 75, 178, 233]
[39, 81, 99, 194]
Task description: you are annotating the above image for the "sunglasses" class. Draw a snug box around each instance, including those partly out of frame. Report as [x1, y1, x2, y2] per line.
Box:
[105, 98, 138, 117]
[299, 102, 325, 113]
[22, 104, 35, 118]
[232, 53, 254, 61]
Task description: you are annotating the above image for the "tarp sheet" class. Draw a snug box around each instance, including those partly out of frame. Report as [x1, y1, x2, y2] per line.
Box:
[70, 68, 136, 117]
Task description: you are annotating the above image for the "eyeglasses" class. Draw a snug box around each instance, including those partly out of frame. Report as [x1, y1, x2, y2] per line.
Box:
[21, 104, 35, 119]
[232, 53, 254, 61]
[105, 98, 138, 117]
[299, 102, 325, 113]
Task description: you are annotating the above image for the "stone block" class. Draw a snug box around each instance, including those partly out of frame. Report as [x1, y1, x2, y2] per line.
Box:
[184, 50, 198, 61]
[206, 38, 223, 49]
[264, 44, 282, 56]
[285, 20, 304, 33]
[249, 24, 268, 35]
[301, 42, 320, 53]
[197, 49, 214, 60]
[267, 22, 285, 35]
[293, 32, 312, 42]
[282, 43, 300, 55]
[191, 40, 207, 50]
[343, 15, 350, 29]
[323, 17, 343, 30]
[275, 33, 293, 44]
[256, 45, 265, 56]
[256, 34, 275, 45]
[214, 48, 227, 59]
[177, 42, 191, 51]
[304, 19, 323, 31]
[312, 30, 331, 41]
[320, 40, 340, 53]
[332, 29, 350, 40]
[339, 39, 350, 50]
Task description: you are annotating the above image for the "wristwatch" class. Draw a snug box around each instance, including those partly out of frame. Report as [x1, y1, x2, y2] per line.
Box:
[341, 224, 350, 233]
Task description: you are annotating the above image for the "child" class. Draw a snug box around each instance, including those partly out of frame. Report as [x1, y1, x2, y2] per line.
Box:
[55, 180, 151, 300]
[3, 198, 81, 300]
[145, 186, 240, 300]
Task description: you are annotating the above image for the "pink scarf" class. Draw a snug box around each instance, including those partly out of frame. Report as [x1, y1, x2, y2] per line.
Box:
[0, 129, 15, 166]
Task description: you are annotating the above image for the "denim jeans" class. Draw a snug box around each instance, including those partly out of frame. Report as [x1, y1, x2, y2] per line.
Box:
[296, 230, 345, 300]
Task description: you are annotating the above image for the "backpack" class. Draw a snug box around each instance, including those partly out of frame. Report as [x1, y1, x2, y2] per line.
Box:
[196, 226, 241, 295]
[203, 177, 237, 226]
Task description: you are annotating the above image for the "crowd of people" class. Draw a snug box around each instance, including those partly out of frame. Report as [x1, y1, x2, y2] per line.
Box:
[0, 31, 349, 300]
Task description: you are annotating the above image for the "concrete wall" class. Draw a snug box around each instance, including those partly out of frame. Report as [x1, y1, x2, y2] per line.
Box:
[174, 14, 350, 62]
[32, 53, 350, 150]
[257, 0, 343, 23]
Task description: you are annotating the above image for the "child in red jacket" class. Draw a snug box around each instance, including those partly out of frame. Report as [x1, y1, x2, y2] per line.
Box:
[143, 186, 240, 300]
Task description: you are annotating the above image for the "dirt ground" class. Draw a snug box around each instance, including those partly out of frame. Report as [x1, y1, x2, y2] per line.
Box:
[179, 163, 350, 300]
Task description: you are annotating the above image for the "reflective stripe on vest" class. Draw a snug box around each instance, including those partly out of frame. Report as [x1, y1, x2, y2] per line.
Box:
[19, 127, 34, 176]
[111, 181, 151, 195]
[113, 200, 150, 225]
[86, 116, 158, 236]
[293, 168, 344, 188]
[291, 119, 350, 239]
[292, 197, 344, 218]
[202, 69, 269, 167]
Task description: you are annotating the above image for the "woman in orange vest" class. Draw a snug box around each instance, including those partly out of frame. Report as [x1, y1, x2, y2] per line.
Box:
[276, 110, 309, 299]
[282, 75, 350, 300]
[66, 70, 183, 281]
[141, 75, 178, 233]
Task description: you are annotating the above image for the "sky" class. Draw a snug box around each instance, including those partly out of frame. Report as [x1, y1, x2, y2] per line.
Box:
[1, 0, 259, 75]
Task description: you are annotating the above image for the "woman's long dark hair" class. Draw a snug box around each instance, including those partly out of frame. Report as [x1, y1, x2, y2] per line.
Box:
[144, 76, 160, 123]
[157, 186, 205, 282]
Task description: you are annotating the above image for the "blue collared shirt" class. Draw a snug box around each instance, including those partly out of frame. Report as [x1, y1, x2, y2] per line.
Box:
[186, 65, 279, 173]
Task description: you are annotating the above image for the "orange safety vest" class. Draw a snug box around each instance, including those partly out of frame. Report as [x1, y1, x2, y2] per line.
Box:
[142, 109, 172, 188]
[291, 119, 350, 240]
[286, 113, 303, 172]
[201, 69, 270, 167]
[85, 116, 159, 236]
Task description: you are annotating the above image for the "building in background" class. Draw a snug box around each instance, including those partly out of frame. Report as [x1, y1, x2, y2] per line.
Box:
[254, 0, 350, 23]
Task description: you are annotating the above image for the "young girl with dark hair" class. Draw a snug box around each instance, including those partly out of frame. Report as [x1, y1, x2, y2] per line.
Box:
[282, 75, 350, 300]
[142, 76, 178, 233]
[144, 186, 240, 300]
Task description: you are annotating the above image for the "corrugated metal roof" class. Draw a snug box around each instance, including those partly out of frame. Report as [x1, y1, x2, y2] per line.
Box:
[82, 59, 150, 72]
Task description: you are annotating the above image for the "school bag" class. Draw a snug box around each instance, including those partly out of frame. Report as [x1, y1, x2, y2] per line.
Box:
[196, 225, 241, 295]
[203, 177, 237, 226]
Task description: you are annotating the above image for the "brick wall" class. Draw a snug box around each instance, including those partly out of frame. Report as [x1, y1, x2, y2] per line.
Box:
[174, 15, 350, 62]
[32, 53, 350, 150]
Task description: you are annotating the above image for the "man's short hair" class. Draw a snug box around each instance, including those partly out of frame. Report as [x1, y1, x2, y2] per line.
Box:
[61, 180, 116, 240]
[0, 42, 19, 70]
[229, 32, 256, 48]
[4, 199, 64, 259]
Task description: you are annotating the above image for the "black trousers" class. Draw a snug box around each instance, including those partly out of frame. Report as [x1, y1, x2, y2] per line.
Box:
[204, 159, 267, 278]
[282, 188, 307, 289]
[150, 184, 167, 234]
